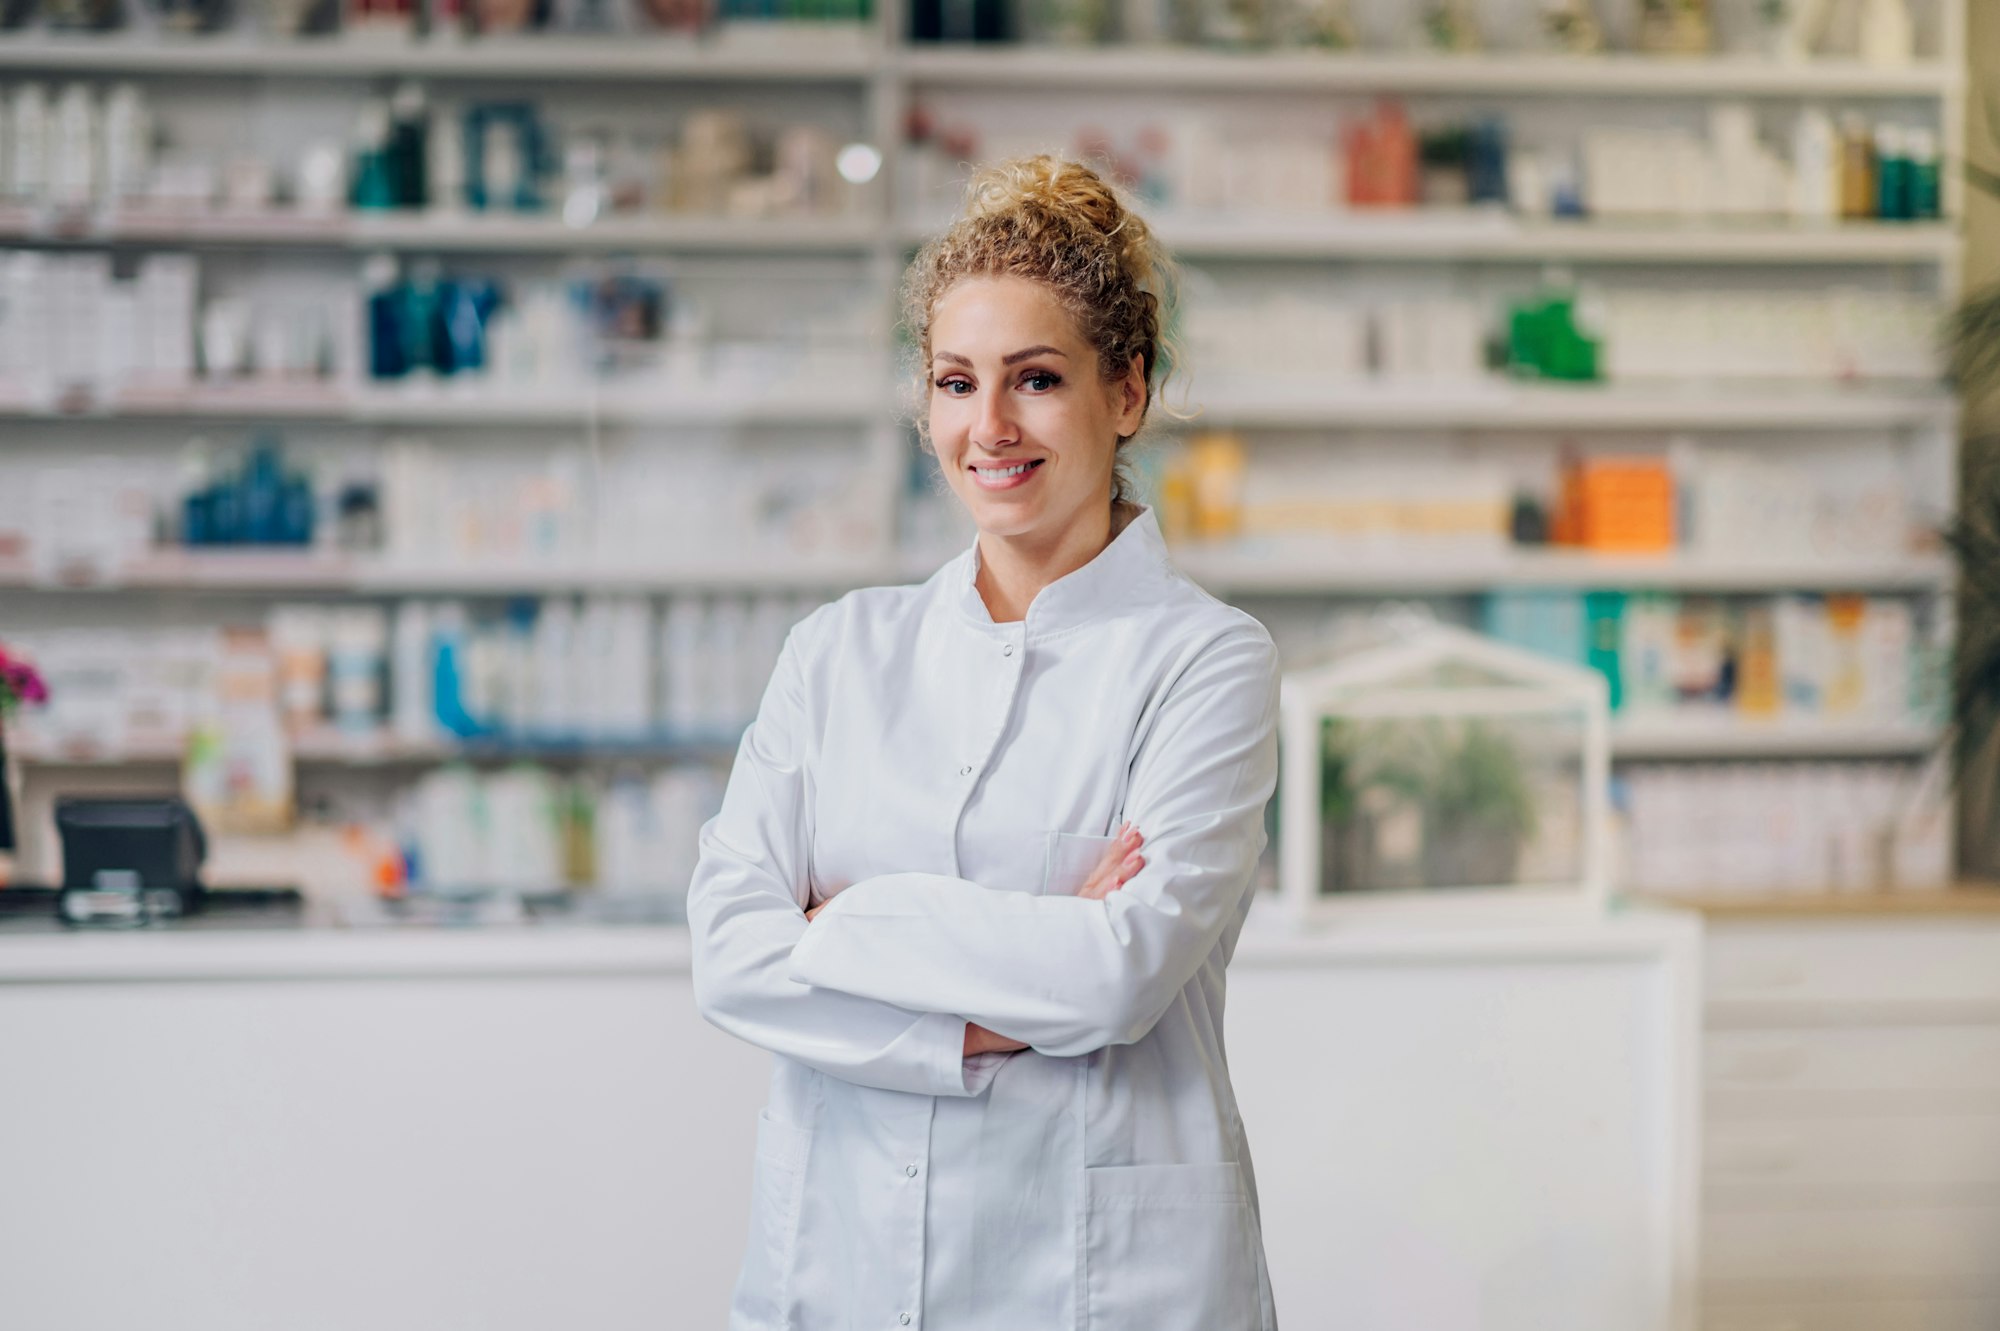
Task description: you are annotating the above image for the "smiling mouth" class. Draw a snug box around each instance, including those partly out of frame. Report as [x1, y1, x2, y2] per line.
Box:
[970, 459, 1044, 481]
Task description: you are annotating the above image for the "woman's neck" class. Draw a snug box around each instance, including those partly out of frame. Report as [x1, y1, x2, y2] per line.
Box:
[974, 501, 1136, 623]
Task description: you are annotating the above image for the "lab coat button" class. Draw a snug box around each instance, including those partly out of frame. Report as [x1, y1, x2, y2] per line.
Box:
[1002, 643, 1014, 656]
[904, 1163, 919, 1177]
[899, 1316, 912, 1326]
[959, 765, 972, 776]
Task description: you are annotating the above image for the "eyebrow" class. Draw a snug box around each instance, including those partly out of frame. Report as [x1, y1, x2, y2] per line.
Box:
[931, 345, 1070, 369]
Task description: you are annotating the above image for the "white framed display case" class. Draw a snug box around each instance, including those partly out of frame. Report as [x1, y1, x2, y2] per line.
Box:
[1278, 620, 1613, 922]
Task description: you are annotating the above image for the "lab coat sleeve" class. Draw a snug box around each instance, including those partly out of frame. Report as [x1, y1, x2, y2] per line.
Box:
[786, 623, 1280, 1059]
[686, 617, 985, 1098]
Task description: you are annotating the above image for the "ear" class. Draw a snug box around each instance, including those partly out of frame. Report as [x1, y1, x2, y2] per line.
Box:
[1114, 352, 1146, 438]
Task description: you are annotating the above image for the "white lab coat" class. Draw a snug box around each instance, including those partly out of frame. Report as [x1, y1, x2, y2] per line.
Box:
[688, 506, 1281, 1331]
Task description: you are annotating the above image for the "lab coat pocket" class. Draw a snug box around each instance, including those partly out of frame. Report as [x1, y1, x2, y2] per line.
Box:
[1043, 831, 1122, 897]
[730, 1110, 813, 1331]
[1082, 1162, 1264, 1331]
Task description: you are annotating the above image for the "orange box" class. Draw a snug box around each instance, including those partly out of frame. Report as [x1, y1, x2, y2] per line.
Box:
[1556, 457, 1675, 552]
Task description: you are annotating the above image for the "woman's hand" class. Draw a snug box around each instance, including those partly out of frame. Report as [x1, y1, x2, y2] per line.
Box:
[810, 824, 1144, 1060]
[964, 1023, 1029, 1056]
[1075, 822, 1145, 901]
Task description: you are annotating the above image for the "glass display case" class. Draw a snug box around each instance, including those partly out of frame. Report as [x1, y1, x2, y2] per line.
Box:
[1277, 620, 1611, 921]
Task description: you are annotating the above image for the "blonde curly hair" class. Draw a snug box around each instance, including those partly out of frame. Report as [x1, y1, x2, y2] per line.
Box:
[899, 154, 1187, 512]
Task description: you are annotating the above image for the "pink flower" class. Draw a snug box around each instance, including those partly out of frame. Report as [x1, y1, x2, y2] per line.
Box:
[0, 642, 47, 712]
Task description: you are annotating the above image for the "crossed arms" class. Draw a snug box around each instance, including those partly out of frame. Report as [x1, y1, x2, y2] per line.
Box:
[686, 617, 1279, 1097]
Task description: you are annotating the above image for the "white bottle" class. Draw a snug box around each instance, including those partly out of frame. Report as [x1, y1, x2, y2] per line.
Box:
[1789, 107, 1839, 222]
[1856, 0, 1912, 68]
[101, 83, 150, 205]
[49, 83, 96, 211]
[660, 595, 707, 739]
[531, 596, 577, 737]
[8, 84, 47, 205]
[708, 595, 751, 733]
[391, 600, 438, 744]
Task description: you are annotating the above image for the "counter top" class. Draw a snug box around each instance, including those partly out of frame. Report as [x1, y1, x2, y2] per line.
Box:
[0, 904, 1698, 984]
[1652, 885, 2000, 919]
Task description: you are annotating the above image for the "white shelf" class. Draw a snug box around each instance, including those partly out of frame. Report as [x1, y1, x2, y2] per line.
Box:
[0, 208, 878, 255]
[1, 378, 1943, 431]
[347, 381, 885, 426]
[0, 36, 1953, 97]
[5, 207, 1946, 265]
[895, 47, 1960, 97]
[8, 730, 738, 768]
[12, 718, 1938, 769]
[0, 30, 877, 79]
[1152, 215, 1959, 264]
[353, 556, 905, 594]
[1174, 548, 1953, 595]
[0, 551, 358, 593]
[348, 211, 878, 254]
[0, 380, 885, 426]
[0, 547, 1949, 597]
[1186, 381, 1956, 430]
[1609, 717, 1943, 758]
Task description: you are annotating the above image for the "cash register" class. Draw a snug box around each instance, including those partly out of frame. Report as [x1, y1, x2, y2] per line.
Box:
[53, 796, 209, 927]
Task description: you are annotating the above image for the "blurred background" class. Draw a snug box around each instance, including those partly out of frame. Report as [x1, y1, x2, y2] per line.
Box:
[0, 1, 1994, 1329]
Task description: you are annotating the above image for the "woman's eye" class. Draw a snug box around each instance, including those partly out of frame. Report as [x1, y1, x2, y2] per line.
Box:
[1022, 371, 1060, 391]
[936, 377, 972, 395]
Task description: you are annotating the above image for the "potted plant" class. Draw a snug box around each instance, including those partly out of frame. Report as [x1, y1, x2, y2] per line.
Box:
[1413, 718, 1538, 889]
[1321, 715, 1539, 892]
[0, 641, 49, 861]
[1946, 278, 2000, 878]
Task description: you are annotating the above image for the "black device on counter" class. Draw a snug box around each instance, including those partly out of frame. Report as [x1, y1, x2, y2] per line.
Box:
[54, 796, 208, 927]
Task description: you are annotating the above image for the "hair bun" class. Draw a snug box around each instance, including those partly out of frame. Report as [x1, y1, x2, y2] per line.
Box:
[964, 154, 1130, 241]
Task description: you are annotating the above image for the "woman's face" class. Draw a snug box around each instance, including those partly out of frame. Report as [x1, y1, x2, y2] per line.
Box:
[927, 275, 1144, 547]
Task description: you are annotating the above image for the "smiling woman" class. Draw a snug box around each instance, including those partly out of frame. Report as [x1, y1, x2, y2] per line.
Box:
[902, 156, 1187, 621]
[687, 155, 1281, 1331]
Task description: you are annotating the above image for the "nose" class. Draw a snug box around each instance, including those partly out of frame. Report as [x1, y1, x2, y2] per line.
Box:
[971, 386, 1018, 451]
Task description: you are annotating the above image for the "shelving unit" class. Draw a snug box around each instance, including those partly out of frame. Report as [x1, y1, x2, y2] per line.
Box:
[0, 31, 880, 78]
[0, 5, 1969, 924]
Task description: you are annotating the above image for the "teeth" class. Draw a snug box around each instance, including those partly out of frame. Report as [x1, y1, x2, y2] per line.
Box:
[974, 462, 1033, 478]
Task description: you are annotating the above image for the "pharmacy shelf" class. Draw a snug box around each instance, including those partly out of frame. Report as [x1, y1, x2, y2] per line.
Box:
[1164, 217, 1958, 264]
[0, 380, 885, 427]
[8, 730, 740, 768]
[902, 213, 1960, 264]
[9, 207, 1947, 264]
[8, 716, 1942, 770]
[349, 211, 879, 254]
[0, 548, 1952, 597]
[4, 209, 881, 256]
[0, 552, 898, 594]
[0, 35, 1954, 96]
[354, 556, 900, 594]
[0, 551, 359, 594]
[346, 382, 886, 426]
[895, 46, 1961, 98]
[13, 379, 1947, 431]
[1188, 381, 1956, 431]
[1608, 717, 1943, 758]
[1175, 548, 1954, 595]
[0, 29, 877, 80]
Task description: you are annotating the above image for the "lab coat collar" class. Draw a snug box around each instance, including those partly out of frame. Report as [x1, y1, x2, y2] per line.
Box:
[952, 505, 1174, 638]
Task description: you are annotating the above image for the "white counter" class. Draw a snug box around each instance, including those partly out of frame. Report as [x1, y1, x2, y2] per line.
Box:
[0, 906, 1696, 981]
[0, 907, 1700, 1331]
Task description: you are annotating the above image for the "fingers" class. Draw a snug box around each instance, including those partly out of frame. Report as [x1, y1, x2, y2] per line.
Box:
[1113, 822, 1145, 885]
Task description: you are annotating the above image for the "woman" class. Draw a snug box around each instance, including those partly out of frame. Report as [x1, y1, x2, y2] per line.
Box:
[687, 155, 1281, 1331]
